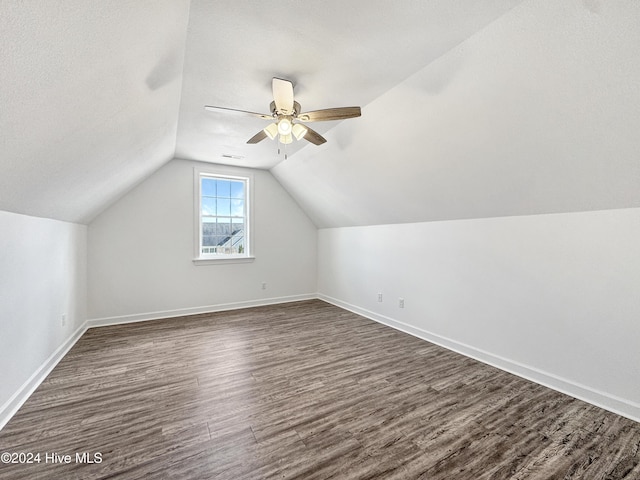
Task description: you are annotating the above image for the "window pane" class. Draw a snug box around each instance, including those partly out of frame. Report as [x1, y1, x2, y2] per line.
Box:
[230, 181, 244, 199]
[202, 219, 215, 238]
[217, 180, 231, 198]
[232, 235, 244, 254]
[202, 235, 216, 247]
[216, 198, 230, 216]
[232, 217, 244, 233]
[202, 197, 216, 216]
[231, 199, 244, 217]
[202, 178, 216, 196]
[199, 173, 249, 257]
[216, 217, 232, 236]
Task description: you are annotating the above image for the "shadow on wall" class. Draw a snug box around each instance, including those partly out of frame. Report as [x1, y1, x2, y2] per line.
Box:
[146, 49, 183, 91]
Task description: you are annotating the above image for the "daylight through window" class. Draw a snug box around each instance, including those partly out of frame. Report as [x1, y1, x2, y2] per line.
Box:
[199, 174, 249, 257]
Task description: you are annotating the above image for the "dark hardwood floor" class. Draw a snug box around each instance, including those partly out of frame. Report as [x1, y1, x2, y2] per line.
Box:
[1, 300, 639, 479]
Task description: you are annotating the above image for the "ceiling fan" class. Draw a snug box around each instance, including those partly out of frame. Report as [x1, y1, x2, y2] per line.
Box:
[204, 78, 361, 151]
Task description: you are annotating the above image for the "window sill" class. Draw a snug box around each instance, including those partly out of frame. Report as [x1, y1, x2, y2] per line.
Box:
[193, 256, 255, 266]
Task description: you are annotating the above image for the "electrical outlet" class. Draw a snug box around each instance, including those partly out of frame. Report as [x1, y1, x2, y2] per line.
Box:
[377, 293, 383, 302]
[398, 298, 405, 308]
[61, 314, 67, 326]
[261, 282, 267, 290]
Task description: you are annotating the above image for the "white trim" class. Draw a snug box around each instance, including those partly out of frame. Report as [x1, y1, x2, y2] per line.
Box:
[0, 294, 316, 432]
[86, 294, 317, 328]
[317, 293, 640, 424]
[0, 322, 88, 432]
[192, 256, 255, 265]
[5, 293, 638, 434]
[193, 167, 254, 261]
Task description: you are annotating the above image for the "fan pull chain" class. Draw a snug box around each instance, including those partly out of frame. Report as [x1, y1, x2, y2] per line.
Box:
[276, 138, 288, 160]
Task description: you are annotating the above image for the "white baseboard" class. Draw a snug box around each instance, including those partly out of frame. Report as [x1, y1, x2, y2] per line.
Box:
[86, 294, 317, 328]
[5, 293, 637, 434]
[318, 293, 640, 424]
[0, 323, 88, 432]
[0, 294, 316, 432]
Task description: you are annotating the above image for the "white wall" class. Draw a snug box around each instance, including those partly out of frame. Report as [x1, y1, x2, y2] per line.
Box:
[273, 0, 640, 228]
[318, 207, 640, 421]
[88, 159, 317, 322]
[0, 210, 87, 427]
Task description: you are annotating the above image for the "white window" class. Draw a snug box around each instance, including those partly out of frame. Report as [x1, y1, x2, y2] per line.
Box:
[194, 171, 253, 264]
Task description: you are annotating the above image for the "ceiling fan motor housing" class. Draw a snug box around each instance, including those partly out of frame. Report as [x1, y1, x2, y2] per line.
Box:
[270, 100, 301, 117]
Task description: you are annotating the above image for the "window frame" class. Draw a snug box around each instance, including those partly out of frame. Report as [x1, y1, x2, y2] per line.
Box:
[193, 168, 254, 265]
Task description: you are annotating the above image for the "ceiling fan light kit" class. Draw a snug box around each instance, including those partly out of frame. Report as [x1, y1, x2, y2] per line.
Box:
[204, 77, 361, 157]
[280, 134, 293, 145]
[264, 123, 278, 140]
[277, 117, 292, 136]
[291, 123, 308, 141]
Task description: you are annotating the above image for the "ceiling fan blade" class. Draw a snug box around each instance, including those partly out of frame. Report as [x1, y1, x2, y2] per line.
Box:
[272, 78, 294, 114]
[302, 126, 327, 145]
[247, 129, 268, 144]
[204, 105, 272, 120]
[297, 106, 361, 122]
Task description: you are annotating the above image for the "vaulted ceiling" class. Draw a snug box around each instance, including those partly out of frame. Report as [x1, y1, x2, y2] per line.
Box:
[2, 0, 639, 227]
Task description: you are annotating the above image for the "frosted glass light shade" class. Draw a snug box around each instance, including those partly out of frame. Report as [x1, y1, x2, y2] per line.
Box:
[263, 123, 278, 140]
[279, 133, 293, 144]
[277, 118, 292, 135]
[292, 123, 308, 140]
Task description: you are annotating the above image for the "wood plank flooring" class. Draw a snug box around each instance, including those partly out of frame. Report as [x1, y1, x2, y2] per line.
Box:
[1, 299, 639, 479]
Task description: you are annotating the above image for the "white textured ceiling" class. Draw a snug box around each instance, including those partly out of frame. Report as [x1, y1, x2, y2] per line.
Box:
[0, 0, 190, 223]
[2, 0, 639, 227]
[175, 0, 524, 169]
[0, 0, 522, 223]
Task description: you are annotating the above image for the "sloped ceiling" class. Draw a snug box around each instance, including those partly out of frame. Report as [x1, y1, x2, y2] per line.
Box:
[2, 0, 639, 227]
[272, 0, 640, 227]
[0, 0, 190, 224]
[175, 0, 524, 168]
